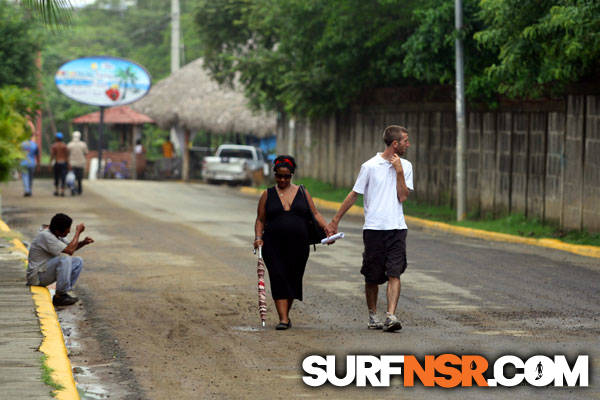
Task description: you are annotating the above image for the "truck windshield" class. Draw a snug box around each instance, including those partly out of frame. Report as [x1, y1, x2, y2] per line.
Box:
[220, 149, 253, 159]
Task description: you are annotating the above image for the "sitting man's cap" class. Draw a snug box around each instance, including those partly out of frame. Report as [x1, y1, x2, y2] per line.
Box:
[55, 132, 63, 139]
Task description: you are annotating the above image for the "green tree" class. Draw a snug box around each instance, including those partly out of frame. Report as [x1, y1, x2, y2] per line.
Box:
[195, 0, 422, 117]
[0, 1, 42, 88]
[474, 0, 600, 98]
[0, 87, 39, 181]
[195, 0, 600, 114]
[401, 0, 497, 100]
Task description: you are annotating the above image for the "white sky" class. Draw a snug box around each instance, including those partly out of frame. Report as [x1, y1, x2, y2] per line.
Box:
[69, 0, 96, 7]
[69, 0, 136, 8]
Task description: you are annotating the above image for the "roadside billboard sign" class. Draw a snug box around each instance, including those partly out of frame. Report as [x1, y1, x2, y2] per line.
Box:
[55, 56, 151, 107]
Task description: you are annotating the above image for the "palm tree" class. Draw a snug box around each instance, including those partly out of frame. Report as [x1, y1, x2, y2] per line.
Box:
[19, 0, 73, 26]
[116, 66, 138, 101]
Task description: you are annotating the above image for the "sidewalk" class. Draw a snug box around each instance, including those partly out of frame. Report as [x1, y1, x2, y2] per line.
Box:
[0, 221, 79, 400]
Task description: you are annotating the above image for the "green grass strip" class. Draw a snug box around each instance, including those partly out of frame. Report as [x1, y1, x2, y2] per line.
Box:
[40, 354, 64, 396]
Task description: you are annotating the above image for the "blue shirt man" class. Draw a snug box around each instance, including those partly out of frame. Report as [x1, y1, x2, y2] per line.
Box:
[20, 138, 39, 197]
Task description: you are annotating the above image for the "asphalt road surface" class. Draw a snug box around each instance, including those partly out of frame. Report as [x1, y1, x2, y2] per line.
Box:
[1, 179, 598, 400]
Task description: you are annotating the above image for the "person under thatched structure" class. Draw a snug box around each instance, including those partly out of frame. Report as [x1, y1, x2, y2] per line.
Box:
[133, 58, 276, 180]
[133, 58, 275, 136]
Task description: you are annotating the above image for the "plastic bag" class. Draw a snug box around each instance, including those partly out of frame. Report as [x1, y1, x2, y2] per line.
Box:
[66, 171, 75, 188]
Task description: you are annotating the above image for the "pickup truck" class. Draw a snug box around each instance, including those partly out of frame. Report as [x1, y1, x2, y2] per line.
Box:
[202, 144, 270, 185]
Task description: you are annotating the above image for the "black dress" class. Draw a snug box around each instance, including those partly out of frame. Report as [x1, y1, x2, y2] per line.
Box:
[262, 186, 310, 300]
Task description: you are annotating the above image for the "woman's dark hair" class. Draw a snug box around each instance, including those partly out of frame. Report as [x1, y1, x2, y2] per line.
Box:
[49, 213, 72, 234]
[273, 155, 297, 173]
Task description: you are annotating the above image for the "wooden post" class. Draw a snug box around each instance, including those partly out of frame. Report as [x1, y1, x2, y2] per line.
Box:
[131, 125, 138, 179]
[182, 128, 190, 181]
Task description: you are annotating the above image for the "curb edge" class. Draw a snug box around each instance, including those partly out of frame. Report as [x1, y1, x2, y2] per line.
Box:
[0, 218, 80, 400]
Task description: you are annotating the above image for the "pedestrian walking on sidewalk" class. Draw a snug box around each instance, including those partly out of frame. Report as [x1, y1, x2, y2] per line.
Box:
[67, 130, 88, 195]
[327, 125, 413, 332]
[26, 213, 94, 306]
[50, 132, 69, 196]
[253, 155, 332, 330]
[20, 136, 39, 197]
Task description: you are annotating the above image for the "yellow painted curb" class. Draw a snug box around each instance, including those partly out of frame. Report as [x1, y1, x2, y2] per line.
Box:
[11, 238, 28, 254]
[240, 186, 600, 259]
[0, 218, 79, 399]
[31, 286, 79, 400]
[404, 216, 600, 259]
[239, 186, 263, 196]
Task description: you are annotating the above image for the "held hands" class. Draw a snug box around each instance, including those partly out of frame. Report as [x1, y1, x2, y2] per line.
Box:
[253, 238, 264, 249]
[323, 225, 337, 245]
[324, 225, 335, 238]
[391, 154, 403, 173]
[81, 237, 94, 246]
[327, 220, 339, 236]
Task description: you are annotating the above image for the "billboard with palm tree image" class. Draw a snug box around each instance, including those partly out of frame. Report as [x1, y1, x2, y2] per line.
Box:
[55, 56, 151, 106]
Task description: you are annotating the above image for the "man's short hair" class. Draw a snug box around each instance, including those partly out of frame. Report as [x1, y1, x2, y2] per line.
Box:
[49, 213, 72, 234]
[383, 125, 408, 146]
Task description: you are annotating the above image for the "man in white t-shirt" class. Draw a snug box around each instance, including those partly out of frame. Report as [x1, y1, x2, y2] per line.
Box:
[67, 131, 88, 195]
[328, 125, 413, 332]
[26, 213, 94, 306]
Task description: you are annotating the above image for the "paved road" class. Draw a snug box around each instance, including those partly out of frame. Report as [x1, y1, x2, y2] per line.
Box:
[1, 179, 598, 399]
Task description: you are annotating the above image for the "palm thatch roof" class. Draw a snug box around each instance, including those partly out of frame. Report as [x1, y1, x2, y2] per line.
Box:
[132, 58, 276, 137]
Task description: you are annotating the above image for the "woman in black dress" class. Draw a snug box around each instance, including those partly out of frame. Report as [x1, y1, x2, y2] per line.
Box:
[254, 155, 331, 330]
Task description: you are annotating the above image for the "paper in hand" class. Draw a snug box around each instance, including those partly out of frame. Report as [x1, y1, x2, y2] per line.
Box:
[321, 232, 345, 244]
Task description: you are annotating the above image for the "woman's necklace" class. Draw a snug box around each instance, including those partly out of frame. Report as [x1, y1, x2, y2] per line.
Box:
[276, 186, 294, 210]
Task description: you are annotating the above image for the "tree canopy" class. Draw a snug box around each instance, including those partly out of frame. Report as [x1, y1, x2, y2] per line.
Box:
[195, 0, 423, 117]
[0, 1, 42, 88]
[195, 0, 600, 116]
[0, 87, 39, 181]
[475, 0, 600, 98]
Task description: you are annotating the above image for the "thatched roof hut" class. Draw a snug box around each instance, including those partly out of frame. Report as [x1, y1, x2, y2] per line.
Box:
[132, 58, 276, 137]
[72, 105, 154, 125]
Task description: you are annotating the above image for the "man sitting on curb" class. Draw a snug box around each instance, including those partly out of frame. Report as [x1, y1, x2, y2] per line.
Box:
[26, 213, 94, 306]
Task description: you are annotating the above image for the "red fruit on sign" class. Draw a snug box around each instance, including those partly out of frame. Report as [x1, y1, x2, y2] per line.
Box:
[105, 87, 120, 101]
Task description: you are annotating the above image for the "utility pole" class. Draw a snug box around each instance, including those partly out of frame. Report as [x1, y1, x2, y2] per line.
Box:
[455, 0, 467, 221]
[171, 0, 189, 180]
[171, 0, 181, 73]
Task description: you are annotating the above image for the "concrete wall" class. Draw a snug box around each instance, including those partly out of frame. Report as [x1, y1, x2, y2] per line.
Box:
[276, 94, 600, 233]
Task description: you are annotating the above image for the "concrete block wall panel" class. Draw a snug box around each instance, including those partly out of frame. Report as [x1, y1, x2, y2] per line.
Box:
[545, 112, 565, 224]
[527, 112, 547, 220]
[495, 112, 512, 214]
[563, 95, 585, 230]
[416, 112, 431, 202]
[467, 112, 482, 212]
[480, 112, 497, 213]
[583, 95, 600, 232]
[511, 112, 529, 215]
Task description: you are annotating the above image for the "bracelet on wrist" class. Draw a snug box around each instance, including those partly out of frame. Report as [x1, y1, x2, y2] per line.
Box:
[255, 236, 262, 241]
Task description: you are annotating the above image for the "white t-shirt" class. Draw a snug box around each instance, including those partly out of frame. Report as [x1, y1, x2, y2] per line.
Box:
[352, 153, 414, 230]
[26, 228, 68, 285]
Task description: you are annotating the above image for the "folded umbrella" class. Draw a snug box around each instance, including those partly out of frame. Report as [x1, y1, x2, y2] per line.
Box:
[256, 246, 267, 327]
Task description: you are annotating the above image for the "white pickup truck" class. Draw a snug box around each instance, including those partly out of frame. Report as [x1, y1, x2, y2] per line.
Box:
[202, 144, 270, 185]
